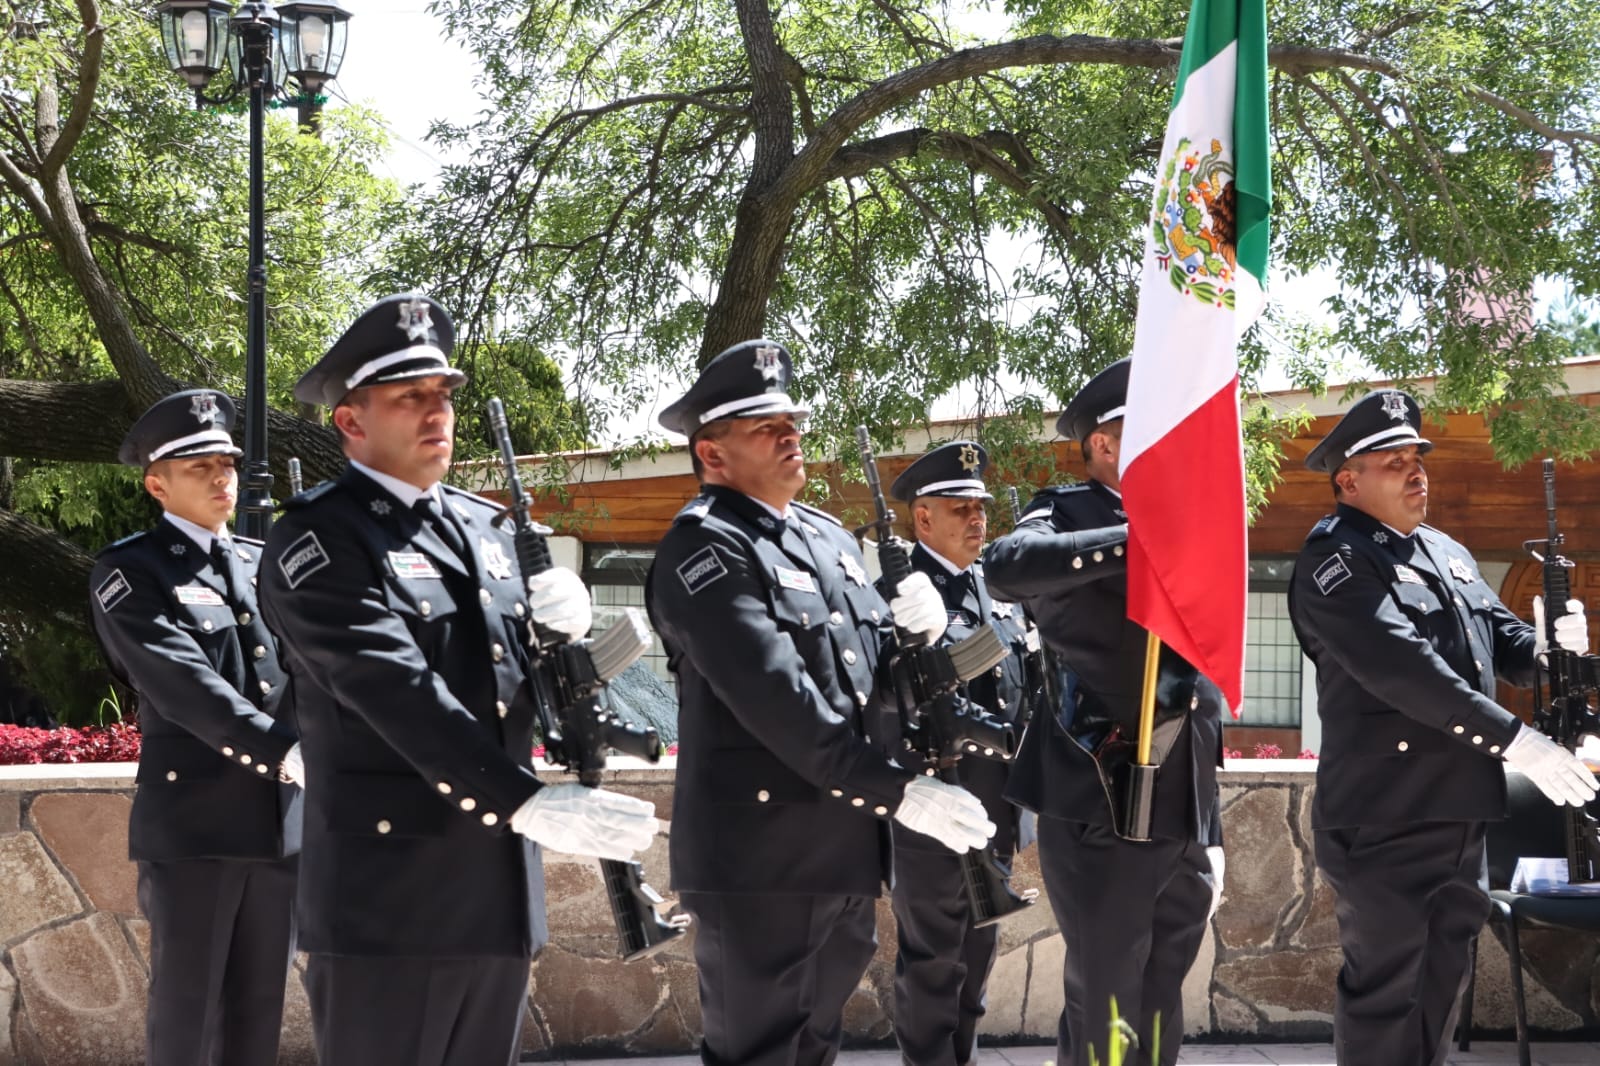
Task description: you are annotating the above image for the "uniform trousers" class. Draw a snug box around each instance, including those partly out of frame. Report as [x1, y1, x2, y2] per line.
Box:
[890, 844, 1003, 1066]
[1035, 818, 1213, 1066]
[681, 891, 879, 1066]
[137, 855, 297, 1066]
[1314, 820, 1490, 1066]
[304, 953, 531, 1066]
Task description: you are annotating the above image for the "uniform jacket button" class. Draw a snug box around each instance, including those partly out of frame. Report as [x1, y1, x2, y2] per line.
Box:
[856, 691, 868, 707]
[800, 612, 810, 625]
[420, 600, 433, 617]
[1093, 551, 1104, 563]
[201, 619, 214, 632]
[1190, 695, 1199, 710]
[460, 797, 477, 811]
[831, 789, 844, 798]
[829, 611, 843, 626]
[1472, 735, 1483, 745]
[222, 746, 235, 756]
[480, 589, 493, 606]
[870, 610, 881, 622]
[1490, 745, 1502, 754]
[496, 700, 509, 718]
[259, 680, 271, 694]
[1072, 557, 1083, 569]
[438, 782, 453, 794]
[492, 643, 505, 663]
[993, 666, 1002, 677]
[851, 797, 865, 807]
[1114, 545, 1124, 557]
[255, 763, 269, 774]
[240, 754, 252, 765]
[166, 770, 178, 782]
[757, 789, 771, 802]
[874, 805, 888, 816]
[237, 612, 251, 624]
[482, 812, 499, 826]
[1397, 741, 1409, 752]
[515, 603, 526, 617]
[376, 819, 392, 834]
[1454, 596, 1464, 607]
[842, 649, 857, 665]
[1453, 725, 1465, 734]
[253, 645, 267, 659]
[997, 698, 1007, 709]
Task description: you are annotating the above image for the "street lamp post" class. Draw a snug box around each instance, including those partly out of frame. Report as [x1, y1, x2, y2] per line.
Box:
[154, 0, 351, 539]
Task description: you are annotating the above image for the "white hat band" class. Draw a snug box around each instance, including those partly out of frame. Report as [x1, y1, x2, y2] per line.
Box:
[344, 344, 451, 391]
[699, 392, 800, 425]
[1097, 405, 1126, 425]
[917, 478, 987, 496]
[148, 427, 235, 462]
[1344, 425, 1420, 458]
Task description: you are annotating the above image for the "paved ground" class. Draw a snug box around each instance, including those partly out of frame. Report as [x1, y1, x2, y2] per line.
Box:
[549, 1043, 1600, 1066]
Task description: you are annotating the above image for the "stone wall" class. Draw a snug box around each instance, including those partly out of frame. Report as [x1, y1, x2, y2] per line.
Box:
[1, 761, 1592, 1064]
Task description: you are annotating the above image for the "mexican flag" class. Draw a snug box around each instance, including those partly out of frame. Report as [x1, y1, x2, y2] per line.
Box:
[1117, 0, 1270, 716]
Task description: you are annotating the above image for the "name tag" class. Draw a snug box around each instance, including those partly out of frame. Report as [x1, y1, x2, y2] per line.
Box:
[388, 551, 442, 579]
[175, 584, 225, 606]
[776, 566, 817, 594]
[1394, 565, 1426, 585]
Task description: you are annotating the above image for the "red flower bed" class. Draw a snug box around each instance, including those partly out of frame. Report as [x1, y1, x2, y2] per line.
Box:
[0, 724, 143, 765]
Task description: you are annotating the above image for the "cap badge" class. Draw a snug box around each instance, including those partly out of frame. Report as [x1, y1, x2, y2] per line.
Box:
[754, 345, 783, 383]
[189, 393, 220, 425]
[397, 297, 434, 343]
[957, 443, 980, 473]
[1381, 391, 1408, 422]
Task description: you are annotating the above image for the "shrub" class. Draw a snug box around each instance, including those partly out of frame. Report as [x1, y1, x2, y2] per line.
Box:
[0, 723, 141, 764]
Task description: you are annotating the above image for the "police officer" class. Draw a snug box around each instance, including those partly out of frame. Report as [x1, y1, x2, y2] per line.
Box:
[88, 389, 303, 1066]
[647, 339, 996, 1066]
[258, 294, 658, 1066]
[1288, 388, 1596, 1066]
[883, 441, 1034, 1066]
[983, 359, 1224, 1066]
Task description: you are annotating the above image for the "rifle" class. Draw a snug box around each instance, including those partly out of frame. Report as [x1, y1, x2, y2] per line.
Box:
[487, 398, 690, 959]
[856, 427, 1035, 927]
[1524, 458, 1600, 884]
[287, 458, 303, 496]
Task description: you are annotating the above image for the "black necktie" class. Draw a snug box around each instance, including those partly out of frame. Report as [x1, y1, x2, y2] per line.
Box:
[414, 496, 468, 559]
[210, 538, 240, 601]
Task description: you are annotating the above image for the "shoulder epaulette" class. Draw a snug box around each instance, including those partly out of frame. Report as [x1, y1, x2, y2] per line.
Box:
[793, 502, 842, 527]
[441, 484, 501, 512]
[234, 534, 266, 547]
[673, 495, 715, 524]
[283, 479, 339, 510]
[96, 530, 147, 557]
[1305, 514, 1341, 541]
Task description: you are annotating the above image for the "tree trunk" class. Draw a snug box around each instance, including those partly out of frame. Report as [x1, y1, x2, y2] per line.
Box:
[0, 508, 97, 632]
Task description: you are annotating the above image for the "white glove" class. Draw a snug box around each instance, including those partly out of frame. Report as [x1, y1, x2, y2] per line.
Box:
[527, 567, 593, 643]
[279, 743, 305, 787]
[510, 783, 658, 861]
[1205, 845, 1225, 920]
[890, 570, 947, 645]
[893, 775, 996, 853]
[1534, 595, 1590, 657]
[1504, 724, 1599, 807]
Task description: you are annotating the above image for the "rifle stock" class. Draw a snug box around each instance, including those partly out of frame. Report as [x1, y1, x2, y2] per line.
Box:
[856, 426, 1033, 926]
[487, 398, 689, 959]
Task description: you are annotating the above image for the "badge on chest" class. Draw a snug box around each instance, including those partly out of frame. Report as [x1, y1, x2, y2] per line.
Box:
[776, 566, 818, 594]
[388, 551, 442, 580]
[174, 584, 225, 606]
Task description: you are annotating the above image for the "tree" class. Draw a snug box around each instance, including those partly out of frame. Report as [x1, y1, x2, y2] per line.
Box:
[403, 0, 1600, 481]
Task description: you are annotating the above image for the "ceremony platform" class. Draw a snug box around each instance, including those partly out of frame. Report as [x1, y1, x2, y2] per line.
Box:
[560, 1044, 1600, 1066]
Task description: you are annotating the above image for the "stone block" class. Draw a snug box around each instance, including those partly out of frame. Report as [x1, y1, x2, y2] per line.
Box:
[542, 852, 613, 942]
[0, 961, 16, 1066]
[31, 793, 136, 915]
[123, 918, 150, 971]
[1212, 989, 1259, 1036]
[628, 958, 700, 1053]
[977, 944, 1027, 1038]
[1022, 934, 1065, 1039]
[0, 832, 82, 944]
[842, 977, 890, 1041]
[531, 943, 666, 1049]
[1181, 924, 1216, 1035]
[278, 955, 315, 1066]
[995, 848, 1054, 956]
[1293, 870, 1339, 951]
[1214, 787, 1301, 952]
[1468, 926, 1582, 1032]
[10, 912, 145, 1065]
[0, 794, 18, 834]
[1213, 947, 1340, 1031]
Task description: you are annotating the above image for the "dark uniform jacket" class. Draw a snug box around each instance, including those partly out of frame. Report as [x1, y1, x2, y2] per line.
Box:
[877, 543, 1031, 855]
[983, 481, 1225, 845]
[646, 484, 915, 896]
[1288, 503, 1536, 830]
[259, 467, 548, 958]
[90, 520, 300, 863]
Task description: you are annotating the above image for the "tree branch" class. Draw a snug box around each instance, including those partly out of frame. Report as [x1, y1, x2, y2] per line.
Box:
[1464, 86, 1600, 147]
[40, 0, 105, 176]
[0, 505, 97, 632]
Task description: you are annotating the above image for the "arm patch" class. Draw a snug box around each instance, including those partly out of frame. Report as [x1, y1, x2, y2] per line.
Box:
[677, 545, 728, 595]
[95, 569, 132, 612]
[1313, 553, 1352, 596]
[278, 532, 330, 589]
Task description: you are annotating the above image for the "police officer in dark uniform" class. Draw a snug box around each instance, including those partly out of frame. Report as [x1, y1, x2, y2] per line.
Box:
[982, 359, 1224, 1066]
[883, 441, 1034, 1066]
[646, 339, 996, 1066]
[1288, 388, 1595, 1066]
[258, 294, 657, 1066]
[88, 389, 303, 1066]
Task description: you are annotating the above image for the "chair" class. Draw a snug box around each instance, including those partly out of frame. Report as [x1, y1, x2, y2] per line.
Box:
[1457, 772, 1600, 1066]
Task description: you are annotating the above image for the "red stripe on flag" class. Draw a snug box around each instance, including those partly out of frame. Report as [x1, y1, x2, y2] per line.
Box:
[1121, 380, 1246, 716]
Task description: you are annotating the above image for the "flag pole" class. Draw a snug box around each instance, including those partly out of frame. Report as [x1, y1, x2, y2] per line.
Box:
[1121, 630, 1161, 842]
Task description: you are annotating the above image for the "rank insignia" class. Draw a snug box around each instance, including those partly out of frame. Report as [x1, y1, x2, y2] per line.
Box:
[839, 550, 868, 587]
[189, 392, 220, 424]
[397, 296, 434, 342]
[369, 499, 392, 517]
[169, 543, 188, 556]
[1448, 557, 1475, 583]
[754, 345, 783, 382]
[1371, 531, 1388, 545]
[480, 538, 513, 580]
[958, 443, 981, 473]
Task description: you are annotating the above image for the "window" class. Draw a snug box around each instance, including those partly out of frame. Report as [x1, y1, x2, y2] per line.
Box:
[1243, 558, 1302, 727]
[584, 545, 674, 685]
